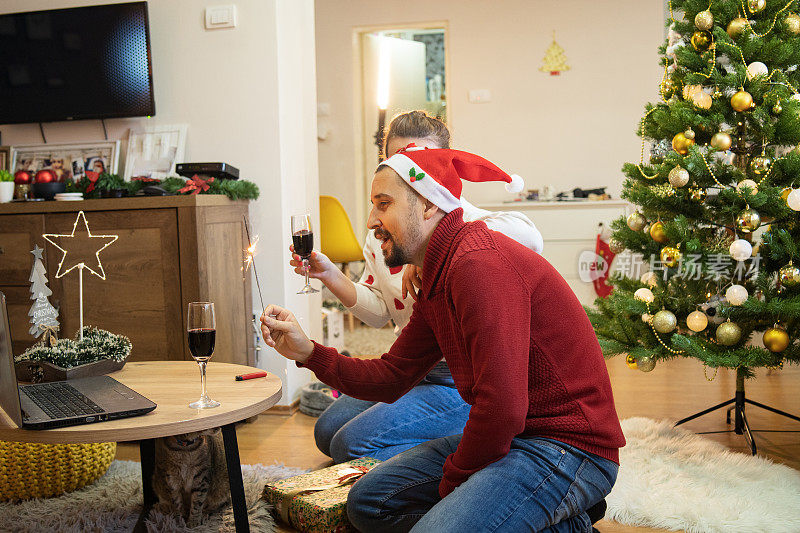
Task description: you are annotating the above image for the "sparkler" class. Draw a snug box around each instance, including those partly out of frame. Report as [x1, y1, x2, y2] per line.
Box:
[242, 215, 265, 313]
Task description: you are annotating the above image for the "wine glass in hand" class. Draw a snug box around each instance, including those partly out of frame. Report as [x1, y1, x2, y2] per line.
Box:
[187, 302, 220, 409]
[291, 214, 319, 294]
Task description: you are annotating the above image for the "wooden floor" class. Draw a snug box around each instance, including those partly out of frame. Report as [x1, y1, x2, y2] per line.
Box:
[116, 355, 800, 533]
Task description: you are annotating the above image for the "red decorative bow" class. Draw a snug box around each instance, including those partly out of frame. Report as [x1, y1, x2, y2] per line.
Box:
[84, 171, 99, 193]
[178, 174, 215, 195]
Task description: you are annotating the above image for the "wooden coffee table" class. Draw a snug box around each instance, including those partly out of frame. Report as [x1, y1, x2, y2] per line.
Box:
[0, 361, 283, 533]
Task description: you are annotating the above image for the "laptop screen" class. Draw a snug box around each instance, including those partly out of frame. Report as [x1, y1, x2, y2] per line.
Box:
[0, 292, 24, 427]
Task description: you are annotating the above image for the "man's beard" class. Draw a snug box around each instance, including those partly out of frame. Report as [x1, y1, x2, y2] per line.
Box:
[375, 224, 418, 268]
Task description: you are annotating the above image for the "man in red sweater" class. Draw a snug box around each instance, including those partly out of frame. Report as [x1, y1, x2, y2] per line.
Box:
[261, 147, 625, 532]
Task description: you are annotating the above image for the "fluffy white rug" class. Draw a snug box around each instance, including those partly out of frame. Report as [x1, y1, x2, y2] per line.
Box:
[0, 460, 305, 533]
[608, 417, 800, 533]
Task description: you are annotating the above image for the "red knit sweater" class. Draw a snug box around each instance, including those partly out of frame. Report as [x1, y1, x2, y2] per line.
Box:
[304, 209, 625, 497]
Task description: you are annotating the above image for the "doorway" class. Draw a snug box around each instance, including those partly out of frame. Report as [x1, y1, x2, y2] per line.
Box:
[353, 24, 449, 231]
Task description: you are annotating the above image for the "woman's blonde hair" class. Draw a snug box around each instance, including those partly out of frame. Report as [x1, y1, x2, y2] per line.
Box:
[383, 110, 450, 155]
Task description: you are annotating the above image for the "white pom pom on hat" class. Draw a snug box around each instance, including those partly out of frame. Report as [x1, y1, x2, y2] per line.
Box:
[505, 174, 524, 193]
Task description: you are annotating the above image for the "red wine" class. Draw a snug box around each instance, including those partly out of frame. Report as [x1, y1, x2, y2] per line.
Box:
[292, 230, 314, 257]
[188, 328, 216, 361]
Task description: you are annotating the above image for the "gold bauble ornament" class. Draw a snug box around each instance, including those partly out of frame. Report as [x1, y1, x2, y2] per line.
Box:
[695, 9, 714, 30]
[668, 165, 690, 187]
[779, 263, 800, 287]
[653, 310, 678, 333]
[727, 17, 748, 38]
[736, 208, 761, 233]
[687, 310, 709, 332]
[716, 320, 742, 346]
[625, 354, 638, 370]
[785, 13, 800, 35]
[684, 128, 696, 140]
[773, 102, 783, 114]
[627, 212, 647, 231]
[749, 155, 772, 176]
[691, 30, 713, 51]
[609, 238, 625, 254]
[763, 326, 790, 353]
[637, 355, 657, 372]
[689, 188, 707, 201]
[672, 132, 695, 155]
[731, 90, 754, 112]
[660, 246, 681, 267]
[710, 132, 732, 151]
[781, 187, 793, 201]
[748, 0, 766, 13]
[649, 221, 669, 243]
[661, 77, 680, 100]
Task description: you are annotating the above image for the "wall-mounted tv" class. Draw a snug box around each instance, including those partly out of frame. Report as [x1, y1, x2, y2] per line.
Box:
[0, 2, 155, 125]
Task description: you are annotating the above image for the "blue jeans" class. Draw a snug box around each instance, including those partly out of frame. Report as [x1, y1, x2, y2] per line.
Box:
[314, 362, 470, 463]
[347, 435, 618, 532]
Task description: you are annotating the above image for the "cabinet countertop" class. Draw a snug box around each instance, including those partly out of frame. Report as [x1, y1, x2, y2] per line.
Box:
[0, 195, 249, 214]
[478, 199, 630, 210]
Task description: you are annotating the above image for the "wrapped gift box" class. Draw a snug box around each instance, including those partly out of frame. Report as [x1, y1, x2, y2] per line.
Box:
[321, 307, 345, 351]
[264, 457, 380, 532]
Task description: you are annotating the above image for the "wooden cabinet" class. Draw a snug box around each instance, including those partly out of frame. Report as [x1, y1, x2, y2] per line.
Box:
[0, 196, 254, 365]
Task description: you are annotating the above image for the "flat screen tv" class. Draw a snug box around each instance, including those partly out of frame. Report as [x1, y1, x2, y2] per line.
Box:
[0, 2, 155, 125]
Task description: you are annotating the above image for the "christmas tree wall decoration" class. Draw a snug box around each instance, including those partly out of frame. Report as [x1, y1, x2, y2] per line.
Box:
[539, 31, 570, 76]
[28, 244, 59, 345]
[587, 0, 800, 454]
[43, 211, 118, 340]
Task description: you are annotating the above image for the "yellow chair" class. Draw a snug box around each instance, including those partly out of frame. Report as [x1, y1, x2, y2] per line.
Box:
[319, 195, 365, 331]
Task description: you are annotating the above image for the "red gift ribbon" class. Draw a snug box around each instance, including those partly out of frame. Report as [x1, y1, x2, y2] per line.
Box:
[178, 174, 214, 195]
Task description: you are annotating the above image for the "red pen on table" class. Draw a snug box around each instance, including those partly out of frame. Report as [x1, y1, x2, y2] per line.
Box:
[235, 371, 268, 381]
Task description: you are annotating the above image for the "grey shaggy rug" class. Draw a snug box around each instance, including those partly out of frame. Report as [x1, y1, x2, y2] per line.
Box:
[0, 460, 306, 533]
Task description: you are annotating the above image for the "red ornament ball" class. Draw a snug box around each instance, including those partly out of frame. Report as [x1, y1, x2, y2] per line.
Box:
[14, 170, 32, 184]
[34, 169, 57, 183]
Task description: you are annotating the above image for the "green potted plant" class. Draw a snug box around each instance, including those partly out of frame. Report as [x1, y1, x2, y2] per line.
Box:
[0, 170, 13, 203]
[96, 172, 128, 198]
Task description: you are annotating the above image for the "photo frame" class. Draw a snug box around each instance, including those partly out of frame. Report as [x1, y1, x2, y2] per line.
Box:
[0, 146, 9, 171]
[9, 141, 120, 182]
[124, 124, 188, 180]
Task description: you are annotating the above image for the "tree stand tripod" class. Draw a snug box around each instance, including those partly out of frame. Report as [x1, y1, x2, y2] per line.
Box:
[674, 367, 800, 455]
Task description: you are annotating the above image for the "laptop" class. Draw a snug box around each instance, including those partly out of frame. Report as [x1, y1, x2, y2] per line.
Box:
[0, 291, 156, 430]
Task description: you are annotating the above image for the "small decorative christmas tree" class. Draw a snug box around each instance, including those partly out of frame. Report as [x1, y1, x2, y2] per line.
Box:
[539, 31, 570, 76]
[28, 245, 59, 344]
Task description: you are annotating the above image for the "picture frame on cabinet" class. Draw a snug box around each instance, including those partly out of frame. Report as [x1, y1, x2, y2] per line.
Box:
[9, 141, 120, 182]
[124, 124, 188, 180]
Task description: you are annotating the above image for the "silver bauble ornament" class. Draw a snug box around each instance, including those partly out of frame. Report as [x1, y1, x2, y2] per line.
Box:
[749, 156, 772, 177]
[637, 355, 657, 372]
[627, 212, 646, 231]
[748, 0, 766, 13]
[779, 263, 800, 287]
[609, 238, 625, 254]
[668, 165, 690, 187]
[653, 310, 678, 333]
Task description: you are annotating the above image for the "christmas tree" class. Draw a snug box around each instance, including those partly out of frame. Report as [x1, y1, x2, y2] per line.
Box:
[28, 245, 59, 341]
[539, 31, 570, 76]
[588, 1, 800, 381]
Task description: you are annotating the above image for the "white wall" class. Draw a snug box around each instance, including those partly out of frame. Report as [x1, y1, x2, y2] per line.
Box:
[315, 0, 664, 226]
[0, 0, 320, 405]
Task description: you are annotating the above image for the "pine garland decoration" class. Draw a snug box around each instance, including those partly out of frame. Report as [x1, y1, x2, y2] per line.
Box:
[15, 327, 131, 369]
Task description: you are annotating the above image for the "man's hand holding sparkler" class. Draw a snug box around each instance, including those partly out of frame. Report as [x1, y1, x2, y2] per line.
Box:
[260, 304, 314, 364]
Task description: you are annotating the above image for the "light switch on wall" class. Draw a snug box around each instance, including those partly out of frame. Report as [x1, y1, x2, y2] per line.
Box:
[468, 89, 492, 103]
[205, 5, 237, 29]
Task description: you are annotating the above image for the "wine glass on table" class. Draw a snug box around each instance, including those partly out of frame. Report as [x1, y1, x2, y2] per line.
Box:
[292, 213, 319, 294]
[187, 302, 220, 409]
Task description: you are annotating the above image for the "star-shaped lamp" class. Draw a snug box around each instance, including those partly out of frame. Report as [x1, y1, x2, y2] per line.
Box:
[43, 211, 118, 280]
[42, 211, 118, 339]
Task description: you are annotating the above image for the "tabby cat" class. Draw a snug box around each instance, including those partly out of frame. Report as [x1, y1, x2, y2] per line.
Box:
[152, 427, 230, 526]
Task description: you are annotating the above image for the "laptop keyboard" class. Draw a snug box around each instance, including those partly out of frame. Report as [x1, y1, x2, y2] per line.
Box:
[22, 381, 105, 419]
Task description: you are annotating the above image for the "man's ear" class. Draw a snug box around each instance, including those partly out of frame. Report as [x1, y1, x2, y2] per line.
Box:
[422, 199, 440, 220]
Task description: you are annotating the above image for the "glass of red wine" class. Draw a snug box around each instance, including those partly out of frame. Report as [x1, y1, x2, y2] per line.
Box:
[291, 214, 319, 294]
[187, 302, 220, 409]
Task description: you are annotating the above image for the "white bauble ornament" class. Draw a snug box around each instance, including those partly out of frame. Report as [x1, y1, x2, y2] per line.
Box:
[725, 284, 749, 305]
[787, 188, 800, 211]
[640, 271, 659, 288]
[686, 310, 709, 332]
[736, 179, 759, 195]
[730, 239, 753, 261]
[634, 288, 655, 303]
[746, 61, 768, 80]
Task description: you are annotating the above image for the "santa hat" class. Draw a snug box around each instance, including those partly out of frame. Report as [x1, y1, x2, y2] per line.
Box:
[378, 144, 525, 213]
